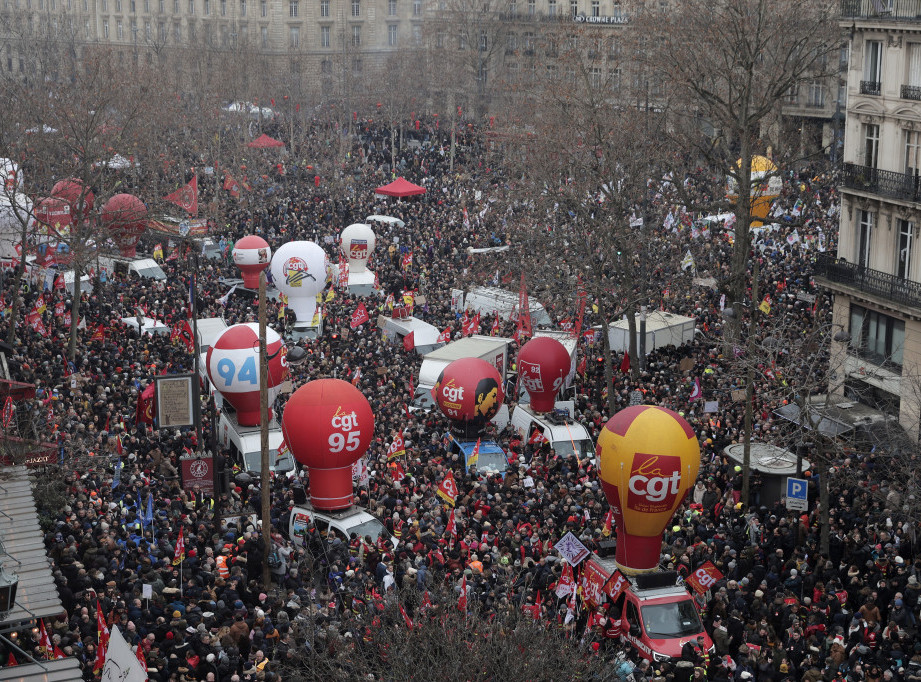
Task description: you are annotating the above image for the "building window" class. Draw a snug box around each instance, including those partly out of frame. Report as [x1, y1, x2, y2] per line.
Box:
[130, 0, 135, 12]
[351, 24, 360, 46]
[289, 0, 297, 15]
[547, 0, 555, 14]
[319, 24, 329, 46]
[174, 23, 180, 41]
[173, 0, 178, 10]
[523, 31, 534, 54]
[591, 0, 598, 15]
[189, 0, 194, 12]
[479, 31, 487, 51]
[240, 0, 245, 13]
[388, 0, 395, 14]
[590, 66, 601, 88]
[115, 0, 121, 10]
[352, 57, 362, 73]
[863, 123, 880, 168]
[101, 0, 106, 9]
[145, 20, 151, 39]
[412, 0, 420, 14]
[436, 31, 445, 48]
[857, 209, 873, 268]
[220, 0, 225, 13]
[527, 0, 534, 14]
[898, 219, 914, 280]
[260, 0, 265, 14]
[320, 0, 328, 14]
[863, 39, 882, 93]
[351, 0, 359, 16]
[116, 19, 123, 39]
[388, 23, 397, 46]
[103, 18, 109, 37]
[906, 43, 921, 98]
[570, 0, 577, 16]
[849, 304, 905, 370]
[905, 130, 921, 181]
[508, 0, 515, 13]
[261, 25, 267, 46]
[321, 59, 331, 73]
[412, 24, 420, 44]
[290, 25, 299, 47]
[807, 80, 825, 107]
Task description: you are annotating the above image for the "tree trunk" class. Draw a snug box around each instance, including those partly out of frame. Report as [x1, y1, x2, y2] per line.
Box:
[5, 256, 25, 347]
[68, 268, 82, 362]
[625, 304, 639, 381]
[602, 315, 615, 417]
[818, 450, 830, 556]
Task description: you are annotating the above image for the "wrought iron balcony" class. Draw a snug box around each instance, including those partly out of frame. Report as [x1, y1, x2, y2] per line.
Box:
[860, 80, 882, 95]
[842, 162, 921, 202]
[902, 84, 921, 100]
[815, 253, 921, 311]
[842, 0, 921, 20]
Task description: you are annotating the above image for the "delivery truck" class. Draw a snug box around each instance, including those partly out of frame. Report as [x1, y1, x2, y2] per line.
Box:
[286, 501, 397, 549]
[412, 335, 512, 412]
[509, 402, 594, 462]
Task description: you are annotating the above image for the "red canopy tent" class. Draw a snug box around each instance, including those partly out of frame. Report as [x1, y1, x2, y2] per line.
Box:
[374, 177, 426, 197]
[247, 133, 285, 149]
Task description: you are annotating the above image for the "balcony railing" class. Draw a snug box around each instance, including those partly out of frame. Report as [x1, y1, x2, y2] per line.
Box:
[842, 162, 921, 202]
[902, 84, 921, 99]
[860, 80, 882, 95]
[815, 252, 921, 311]
[841, 0, 921, 20]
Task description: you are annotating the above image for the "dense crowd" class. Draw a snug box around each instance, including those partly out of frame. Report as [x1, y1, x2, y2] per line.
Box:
[0, 117, 918, 682]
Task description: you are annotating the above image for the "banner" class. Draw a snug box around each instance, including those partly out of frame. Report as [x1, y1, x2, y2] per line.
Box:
[180, 452, 214, 495]
[386, 432, 406, 460]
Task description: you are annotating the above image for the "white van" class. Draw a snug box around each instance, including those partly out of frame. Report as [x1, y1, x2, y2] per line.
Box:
[98, 256, 167, 280]
[463, 286, 552, 328]
[120, 316, 170, 336]
[288, 502, 398, 549]
[377, 314, 443, 355]
[509, 402, 594, 462]
[218, 411, 295, 474]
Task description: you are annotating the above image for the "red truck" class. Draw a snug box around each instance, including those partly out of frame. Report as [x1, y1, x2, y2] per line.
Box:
[582, 552, 714, 663]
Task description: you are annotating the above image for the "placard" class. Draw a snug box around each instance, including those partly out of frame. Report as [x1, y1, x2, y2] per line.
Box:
[678, 357, 695, 372]
[142, 584, 153, 599]
[703, 400, 719, 413]
[731, 389, 747, 402]
[180, 452, 215, 495]
[155, 374, 195, 428]
[554, 531, 590, 566]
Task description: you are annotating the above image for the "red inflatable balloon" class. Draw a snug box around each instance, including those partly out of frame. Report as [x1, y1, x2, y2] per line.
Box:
[517, 336, 571, 412]
[433, 357, 504, 425]
[101, 194, 148, 258]
[282, 379, 374, 510]
[206, 323, 288, 426]
[232, 235, 271, 288]
[33, 197, 72, 238]
[51, 178, 94, 219]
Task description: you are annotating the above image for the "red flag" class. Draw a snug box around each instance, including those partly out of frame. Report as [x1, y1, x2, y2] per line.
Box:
[136, 383, 155, 425]
[437, 327, 451, 344]
[350, 303, 370, 329]
[387, 432, 406, 460]
[400, 604, 414, 629]
[528, 428, 548, 445]
[390, 461, 406, 482]
[446, 509, 457, 539]
[38, 620, 53, 660]
[436, 471, 458, 506]
[52, 645, 65, 660]
[619, 352, 630, 373]
[93, 601, 110, 671]
[223, 173, 241, 197]
[518, 273, 532, 339]
[170, 319, 195, 353]
[458, 574, 468, 612]
[351, 367, 362, 386]
[91, 324, 105, 342]
[403, 331, 415, 351]
[173, 525, 185, 565]
[136, 643, 147, 670]
[6, 653, 16, 667]
[401, 251, 413, 270]
[2, 396, 13, 429]
[577, 355, 587, 376]
[115, 435, 123, 457]
[490, 313, 500, 336]
[602, 510, 613, 537]
[556, 562, 576, 597]
[163, 176, 198, 216]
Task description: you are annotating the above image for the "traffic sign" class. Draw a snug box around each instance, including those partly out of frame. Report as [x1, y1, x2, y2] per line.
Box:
[785, 477, 808, 511]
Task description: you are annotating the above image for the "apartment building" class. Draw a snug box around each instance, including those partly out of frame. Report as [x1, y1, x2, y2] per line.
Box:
[815, 0, 921, 440]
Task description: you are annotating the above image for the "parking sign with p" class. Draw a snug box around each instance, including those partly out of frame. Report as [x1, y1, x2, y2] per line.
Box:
[786, 477, 808, 511]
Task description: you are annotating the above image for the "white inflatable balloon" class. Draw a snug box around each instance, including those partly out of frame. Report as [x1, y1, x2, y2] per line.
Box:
[0, 158, 23, 192]
[270, 241, 329, 323]
[340, 223, 376, 274]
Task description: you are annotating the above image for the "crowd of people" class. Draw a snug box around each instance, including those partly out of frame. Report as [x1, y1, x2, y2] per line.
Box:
[0, 117, 918, 682]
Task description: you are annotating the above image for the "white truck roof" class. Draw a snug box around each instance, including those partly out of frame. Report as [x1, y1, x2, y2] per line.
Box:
[418, 336, 511, 387]
[196, 317, 229, 351]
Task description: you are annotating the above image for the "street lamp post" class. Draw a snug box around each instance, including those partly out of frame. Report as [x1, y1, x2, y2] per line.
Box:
[258, 270, 306, 589]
